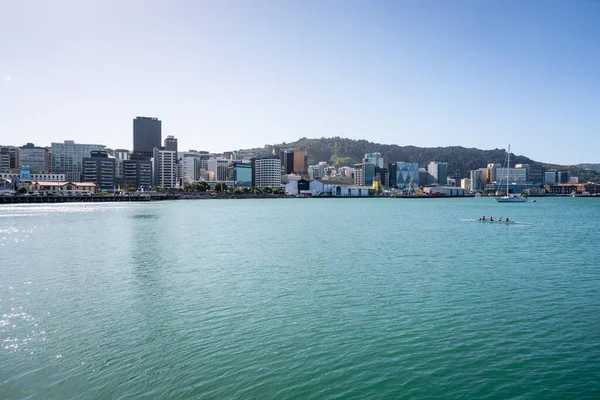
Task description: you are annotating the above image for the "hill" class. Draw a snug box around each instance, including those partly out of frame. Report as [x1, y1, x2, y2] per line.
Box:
[233, 137, 599, 182]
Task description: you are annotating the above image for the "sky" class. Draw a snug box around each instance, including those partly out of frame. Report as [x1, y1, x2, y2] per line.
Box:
[1, 0, 599, 165]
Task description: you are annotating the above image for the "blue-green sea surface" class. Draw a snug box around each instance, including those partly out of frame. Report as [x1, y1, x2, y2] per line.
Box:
[1, 198, 599, 399]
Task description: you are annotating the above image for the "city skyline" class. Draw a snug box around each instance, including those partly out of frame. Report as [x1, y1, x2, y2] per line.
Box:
[2, 1, 599, 165]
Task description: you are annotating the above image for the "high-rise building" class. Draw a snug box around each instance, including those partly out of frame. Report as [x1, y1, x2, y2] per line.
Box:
[544, 169, 558, 185]
[18, 143, 50, 172]
[279, 150, 294, 175]
[364, 152, 384, 168]
[83, 151, 116, 191]
[0, 146, 19, 172]
[133, 117, 161, 158]
[252, 155, 282, 188]
[123, 153, 152, 190]
[152, 147, 177, 188]
[51, 140, 105, 181]
[428, 161, 448, 185]
[353, 164, 364, 185]
[164, 135, 178, 152]
[292, 150, 308, 174]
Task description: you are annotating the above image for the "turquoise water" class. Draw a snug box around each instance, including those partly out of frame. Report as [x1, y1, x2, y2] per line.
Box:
[1, 198, 599, 399]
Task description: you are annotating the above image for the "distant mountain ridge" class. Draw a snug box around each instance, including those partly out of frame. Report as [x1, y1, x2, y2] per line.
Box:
[233, 137, 599, 182]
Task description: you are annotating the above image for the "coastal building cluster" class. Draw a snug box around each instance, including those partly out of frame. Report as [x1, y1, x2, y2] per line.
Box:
[1, 116, 599, 197]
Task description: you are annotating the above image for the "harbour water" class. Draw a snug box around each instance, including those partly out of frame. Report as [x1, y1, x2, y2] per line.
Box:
[1, 198, 599, 399]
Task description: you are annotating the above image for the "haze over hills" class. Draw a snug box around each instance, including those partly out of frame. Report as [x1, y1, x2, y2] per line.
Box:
[234, 137, 600, 182]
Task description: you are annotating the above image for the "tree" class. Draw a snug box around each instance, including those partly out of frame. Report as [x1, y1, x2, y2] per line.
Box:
[262, 186, 273, 194]
[124, 184, 136, 192]
[233, 188, 244, 195]
[192, 181, 210, 192]
[213, 182, 228, 192]
[17, 187, 28, 195]
[152, 186, 164, 192]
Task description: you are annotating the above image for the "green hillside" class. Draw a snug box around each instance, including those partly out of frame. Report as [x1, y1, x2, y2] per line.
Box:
[234, 137, 599, 182]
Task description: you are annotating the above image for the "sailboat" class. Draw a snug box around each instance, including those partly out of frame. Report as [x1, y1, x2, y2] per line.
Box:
[495, 145, 527, 203]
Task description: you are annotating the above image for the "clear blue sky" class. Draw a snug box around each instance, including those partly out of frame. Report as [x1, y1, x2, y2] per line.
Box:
[1, 0, 599, 164]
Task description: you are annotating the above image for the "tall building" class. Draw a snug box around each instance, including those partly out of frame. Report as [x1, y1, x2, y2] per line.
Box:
[279, 150, 294, 175]
[133, 116, 161, 158]
[164, 135, 178, 152]
[292, 150, 308, 174]
[428, 161, 448, 185]
[152, 147, 177, 188]
[123, 154, 152, 190]
[252, 155, 282, 188]
[51, 140, 105, 181]
[364, 152, 384, 168]
[83, 151, 116, 191]
[0, 146, 19, 172]
[18, 143, 50, 172]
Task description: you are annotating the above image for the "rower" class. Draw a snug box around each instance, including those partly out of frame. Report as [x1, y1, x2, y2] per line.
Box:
[499, 217, 503, 222]
[490, 216, 494, 221]
[506, 217, 510, 222]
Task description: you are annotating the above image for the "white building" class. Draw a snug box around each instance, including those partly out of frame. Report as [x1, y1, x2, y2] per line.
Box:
[422, 186, 467, 196]
[428, 161, 448, 185]
[495, 167, 528, 184]
[152, 148, 177, 188]
[1, 171, 66, 182]
[308, 180, 371, 197]
[254, 155, 282, 188]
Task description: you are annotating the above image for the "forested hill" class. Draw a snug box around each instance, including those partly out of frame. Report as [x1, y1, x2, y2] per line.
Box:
[234, 137, 599, 182]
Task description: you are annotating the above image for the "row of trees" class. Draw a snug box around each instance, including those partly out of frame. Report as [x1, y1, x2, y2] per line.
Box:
[149, 182, 284, 195]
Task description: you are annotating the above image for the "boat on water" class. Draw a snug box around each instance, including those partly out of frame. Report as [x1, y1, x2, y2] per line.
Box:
[495, 145, 527, 203]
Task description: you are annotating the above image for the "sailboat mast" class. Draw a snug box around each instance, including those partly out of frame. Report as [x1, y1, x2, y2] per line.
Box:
[507, 144, 510, 195]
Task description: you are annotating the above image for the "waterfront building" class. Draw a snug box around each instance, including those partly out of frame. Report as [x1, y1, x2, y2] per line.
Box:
[284, 177, 310, 196]
[29, 181, 96, 196]
[133, 116, 161, 158]
[229, 160, 252, 187]
[152, 147, 177, 188]
[252, 155, 282, 188]
[51, 140, 105, 181]
[422, 186, 467, 196]
[18, 143, 50, 172]
[83, 151, 116, 191]
[428, 161, 448, 185]
[123, 155, 152, 190]
[309, 180, 372, 197]
[1, 169, 66, 183]
[392, 162, 420, 188]
[0, 146, 19, 172]
[558, 171, 570, 184]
